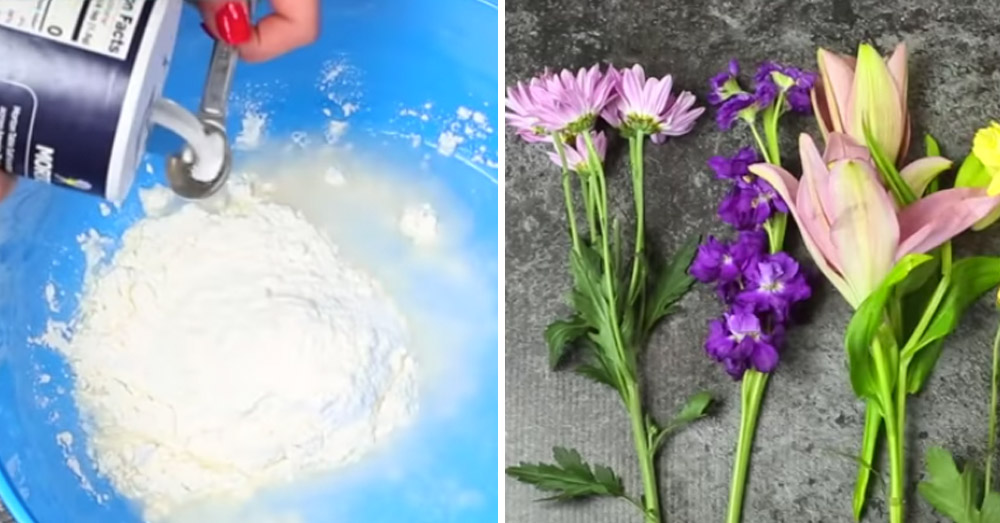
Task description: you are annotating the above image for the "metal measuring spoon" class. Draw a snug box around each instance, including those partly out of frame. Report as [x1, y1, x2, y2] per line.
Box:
[167, 0, 256, 199]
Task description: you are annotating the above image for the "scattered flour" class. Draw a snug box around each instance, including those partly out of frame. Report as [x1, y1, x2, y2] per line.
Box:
[436, 131, 464, 157]
[56, 431, 105, 502]
[234, 108, 268, 151]
[44, 282, 58, 312]
[399, 203, 439, 246]
[324, 121, 349, 144]
[39, 183, 418, 522]
[323, 167, 346, 186]
[99, 203, 112, 217]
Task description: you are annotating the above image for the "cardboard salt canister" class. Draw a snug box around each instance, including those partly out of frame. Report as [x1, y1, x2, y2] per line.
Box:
[0, 0, 183, 202]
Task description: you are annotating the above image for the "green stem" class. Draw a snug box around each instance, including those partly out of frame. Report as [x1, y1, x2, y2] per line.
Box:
[763, 93, 785, 166]
[872, 338, 904, 523]
[895, 358, 908, 516]
[986, 318, 1000, 493]
[726, 370, 769, 523]
[627, 134, 646, 303]
[583, 131, 660, 522]
[749, 123, 773, 165]
[763, 213, 787, 254]
[626, 382, 661, 523]
[578, 172, 597, 242]
[554, 139, 581, 254]
[900, 275, 951, 361]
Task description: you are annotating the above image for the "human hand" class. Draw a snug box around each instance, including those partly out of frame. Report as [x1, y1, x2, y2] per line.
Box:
[0, 173, 13, 203]
[197, 0, 320, 62]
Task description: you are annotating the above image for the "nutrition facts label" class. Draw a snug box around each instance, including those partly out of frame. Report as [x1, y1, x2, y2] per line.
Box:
[0, 0, 142, 60]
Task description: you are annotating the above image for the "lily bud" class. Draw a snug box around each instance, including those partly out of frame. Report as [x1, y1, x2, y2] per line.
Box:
[813, 42, 910, 165]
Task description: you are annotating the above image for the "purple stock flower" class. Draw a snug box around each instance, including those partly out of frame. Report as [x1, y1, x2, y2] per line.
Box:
[718, 186, 773, 230]
[708, 147, 761, 188]
[707, 60, 743, 105]
[690, 231, 767, 301]
[716, 93, 756, 130]
[738, 252, 812, 320]
[547, 131, 607, 172]
[753, 62, 817, 115]
[711, 148, 788, 229]
[705, 307, 780, 378]
[603, 64, 705, 142]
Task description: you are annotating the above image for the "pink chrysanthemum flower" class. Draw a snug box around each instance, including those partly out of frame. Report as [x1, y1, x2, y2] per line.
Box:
[547, 131, 607, 172]
[603, 64, 706, 143]
[505, 70, 560, 143]
[506, 65, 618, 140]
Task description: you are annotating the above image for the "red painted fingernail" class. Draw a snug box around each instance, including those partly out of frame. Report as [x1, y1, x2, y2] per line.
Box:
[214, 1, 251, 45]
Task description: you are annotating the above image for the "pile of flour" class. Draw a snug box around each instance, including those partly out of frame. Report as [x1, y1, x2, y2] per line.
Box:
[43, 183, 417, 521]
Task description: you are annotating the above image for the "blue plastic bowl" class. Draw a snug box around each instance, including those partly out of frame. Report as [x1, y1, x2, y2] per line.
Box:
[0, 1, 498, 522]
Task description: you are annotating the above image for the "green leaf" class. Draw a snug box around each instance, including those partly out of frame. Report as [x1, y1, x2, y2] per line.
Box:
[845, 254, 934, 399]
[863, 122, 916, 205]
[917, 447, 986, 523]
[506, 447, 627, 501]
[575, 343, 621, 391]
[907, 339, 945, 394]
[643, 235, 699, 337]
[651, 391, 713, 451]
[956, 153, 991, 189]
[925, 133, 942, 157]
[569, 245, 607, 329]
[981, 492, 1000, 523]
[545, 315, 590, 369]
[907, 256, 1000, 393]
[853, 401, 883, 521]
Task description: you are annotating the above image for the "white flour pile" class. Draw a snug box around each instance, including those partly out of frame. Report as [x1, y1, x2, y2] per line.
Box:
[42, 184, 417, 521]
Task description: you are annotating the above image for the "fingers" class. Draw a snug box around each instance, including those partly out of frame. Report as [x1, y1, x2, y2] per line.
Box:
[198, 0, 320, 63]
[0, 172, 15, 202]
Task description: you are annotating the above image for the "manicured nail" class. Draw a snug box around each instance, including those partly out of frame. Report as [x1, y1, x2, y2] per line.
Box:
[214, 1, 251, 45]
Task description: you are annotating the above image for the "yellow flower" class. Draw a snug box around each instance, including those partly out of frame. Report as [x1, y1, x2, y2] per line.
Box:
[973, 121, 1000, 195]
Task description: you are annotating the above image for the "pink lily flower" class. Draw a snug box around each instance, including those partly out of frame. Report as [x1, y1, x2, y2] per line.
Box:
[749, 133, 1000, 308]
[812, 42, 910, 165]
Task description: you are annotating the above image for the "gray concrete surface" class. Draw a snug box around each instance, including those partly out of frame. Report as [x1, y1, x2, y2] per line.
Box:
[505, 1, 1000, 522]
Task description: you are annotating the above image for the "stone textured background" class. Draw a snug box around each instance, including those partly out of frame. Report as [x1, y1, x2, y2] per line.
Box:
[505, 1, 1000, 522]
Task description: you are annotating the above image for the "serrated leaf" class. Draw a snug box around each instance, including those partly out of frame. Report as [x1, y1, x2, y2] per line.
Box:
[506, 447, 626, 502]
[918, 447, 987, 523]
[643, 235, 699, 337]
[569, 245, 607, 330]
[545, 315, 589, 369]
[575, 344, 620, 391]
[651, 391, 713, 451]
[845, 254, 933, 399]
